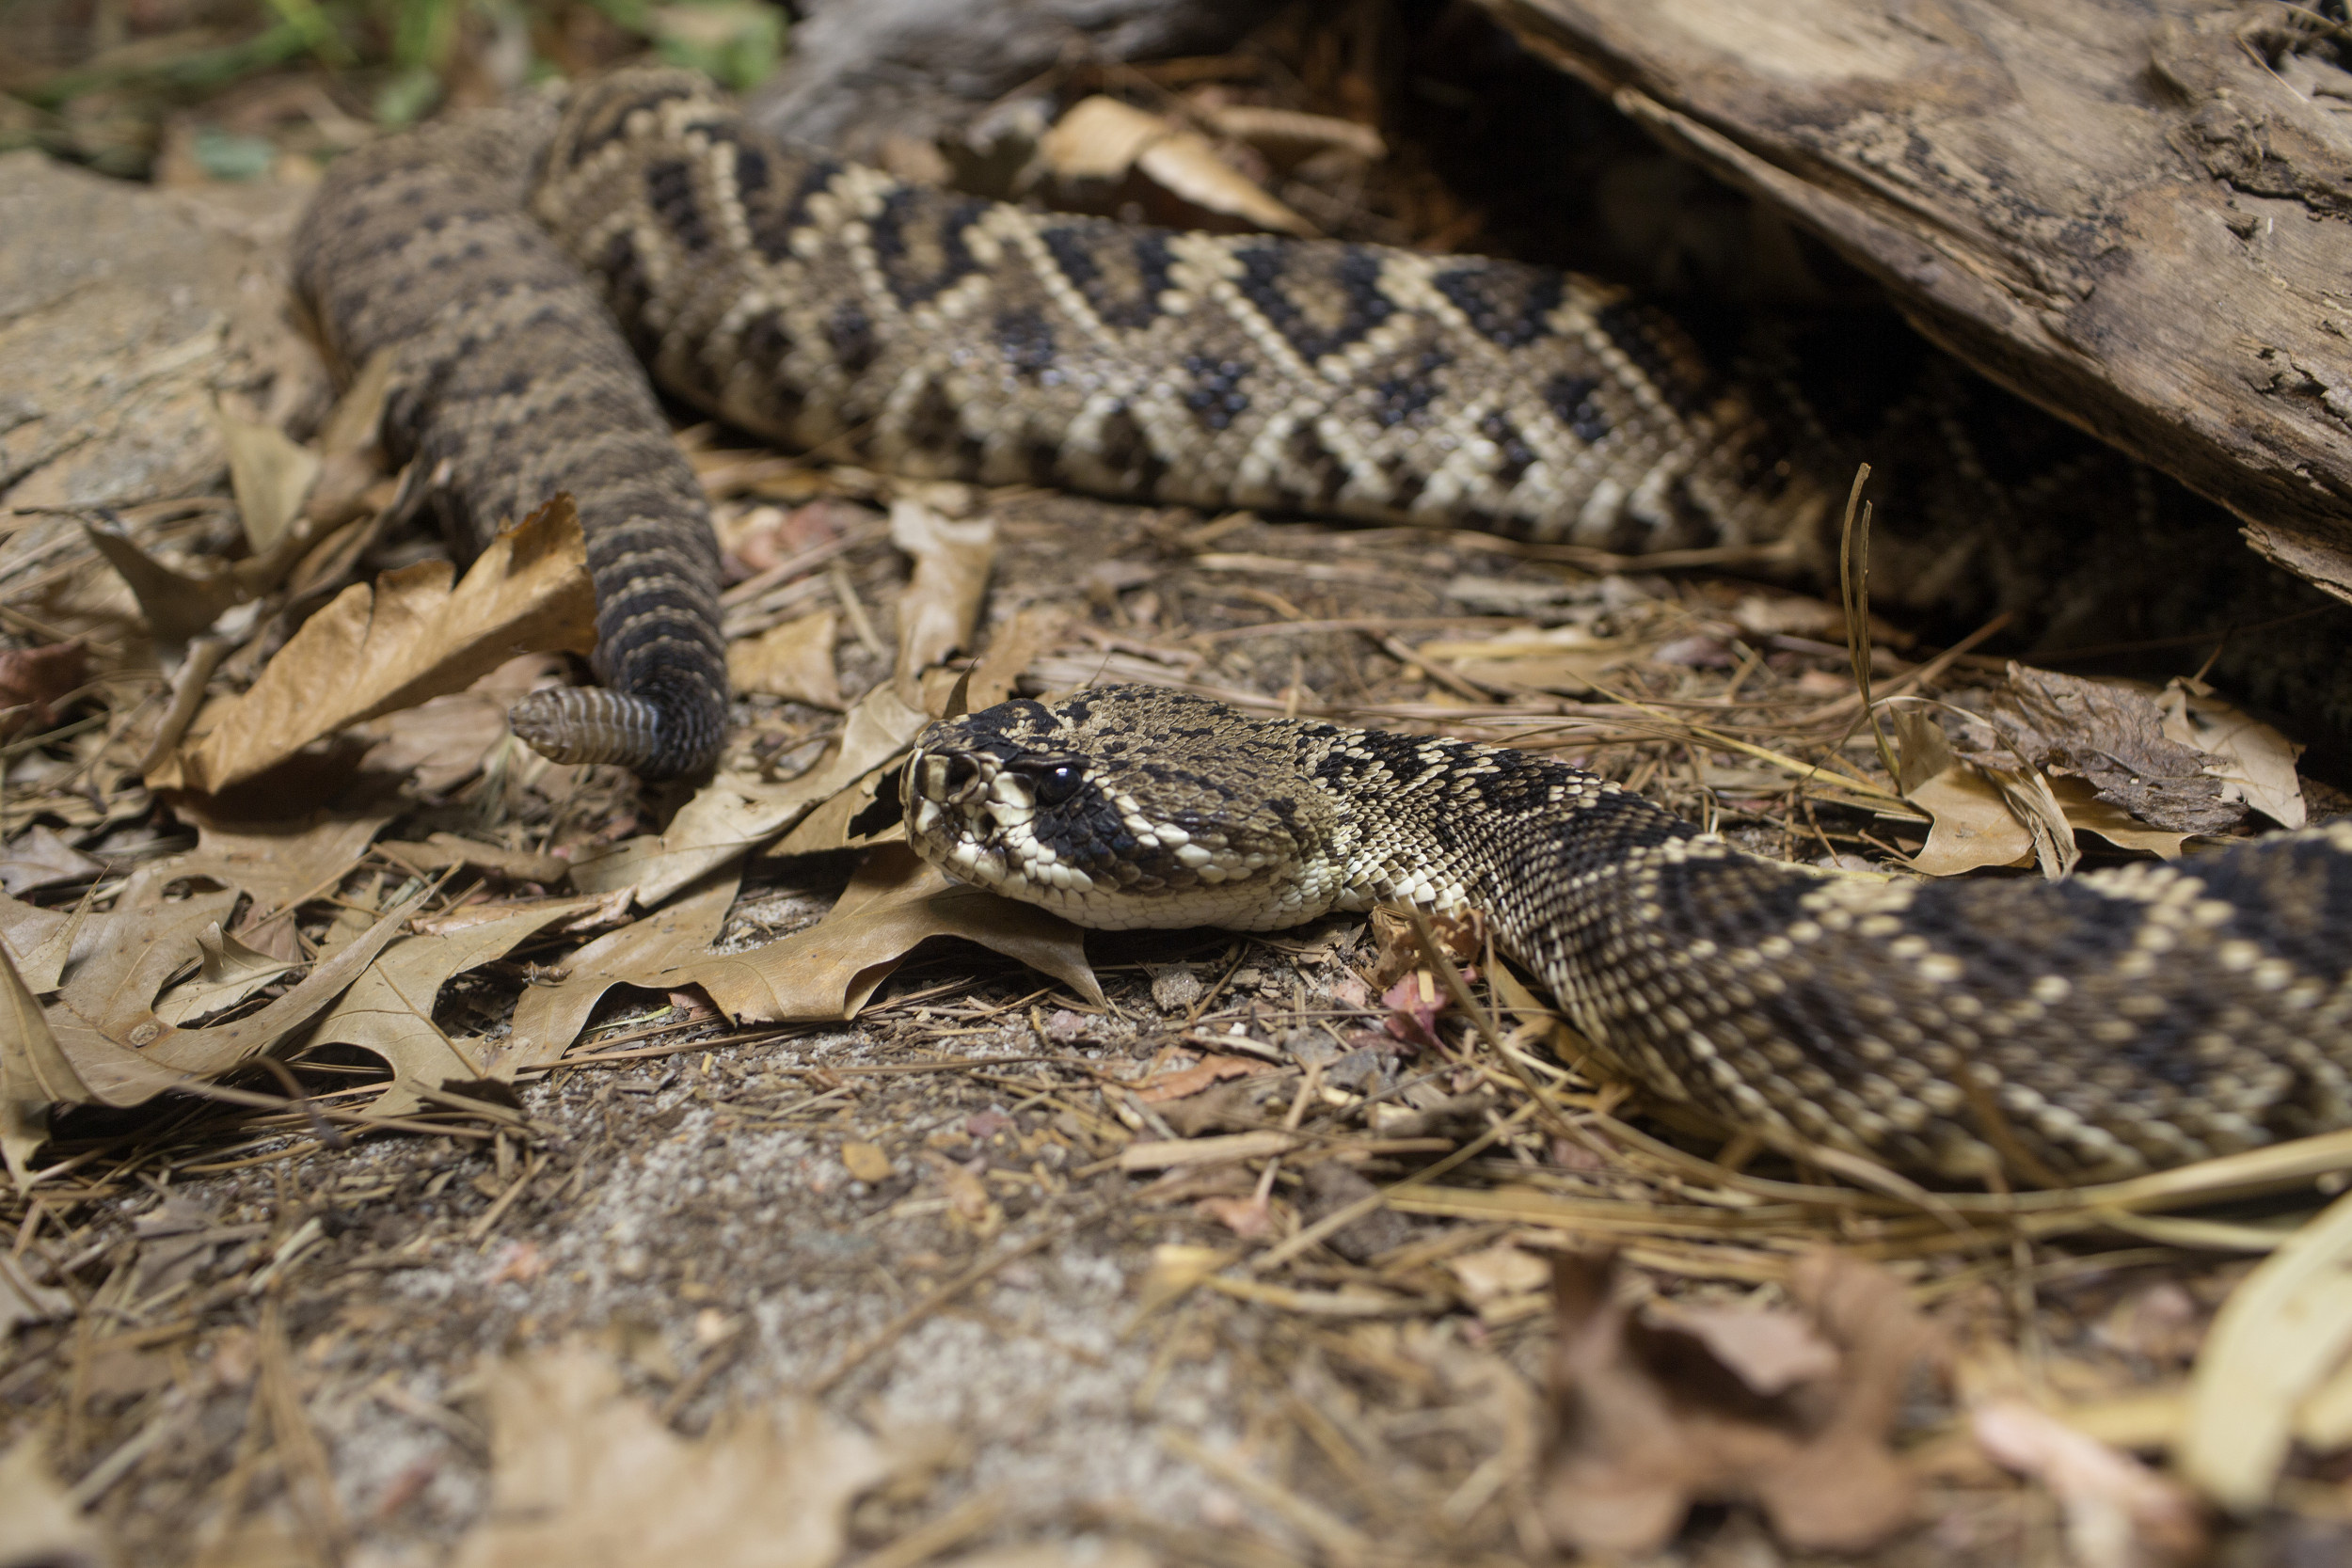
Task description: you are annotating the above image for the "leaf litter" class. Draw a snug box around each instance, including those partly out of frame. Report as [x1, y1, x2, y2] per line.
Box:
[7, 17, 2352, 1568]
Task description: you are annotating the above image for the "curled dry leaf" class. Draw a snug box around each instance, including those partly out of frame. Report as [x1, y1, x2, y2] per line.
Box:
[448, 1341, 891, 1568]
[2159, 680, 2305, 829]
[150, 494, 597, 795]
[1539, 1249, 1936, 1555]
[39, 889, 423, 1108]
[1972, 1397, 2203, 1568]
[675, 844, 1101, 1022]
[1, 941, 87, 1187]
[1196, 102, 1386, 165]
[216, 400, 321, 557]
[151, 921, 299, 1026]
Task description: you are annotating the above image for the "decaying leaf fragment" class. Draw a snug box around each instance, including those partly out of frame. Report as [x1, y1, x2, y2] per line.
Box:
[675, 844, 1100, 1022]
[1963, 666, 2249, 836]
[0, 640, 87, 740]
[448, 1341, 891, 1568]
[151, 495, 597, 794]
[1973, 1398, 2203, 1568]
[1539, 1249, 1937, 1554]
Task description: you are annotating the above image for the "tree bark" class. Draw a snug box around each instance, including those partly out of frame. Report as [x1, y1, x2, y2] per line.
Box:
[1480, 0, 2352, 600]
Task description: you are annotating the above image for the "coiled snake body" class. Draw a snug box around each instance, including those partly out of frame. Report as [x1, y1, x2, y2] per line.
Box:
[294, 69, 2352, 1178]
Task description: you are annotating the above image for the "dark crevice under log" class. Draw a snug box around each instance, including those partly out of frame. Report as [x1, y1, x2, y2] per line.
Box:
[1480, 0, 2352, 601]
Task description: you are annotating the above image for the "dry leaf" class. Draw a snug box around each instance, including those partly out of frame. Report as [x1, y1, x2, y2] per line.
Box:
[2181, 1188, 2352, 1512]
[1645, 1300, 1843, 1398]
[375, 833, 571, 885]
[217, 400, 320, 554]
[151, 922, 299, 1026]
[0, 640, 87, 739]
[501, 874, 742, 1073]
[151, 494, 597, 794]
[1539, 1250, 1934, 1554]
[170, 805, 395, 916]
[301, 898, 611, 1118]
[675, 844, 1101, 1022]
[729, 609, 842, 708]
[0, 826, 103, 896]
[572, 683, 930, 904]
[0, 1435, 109, 1568]
[889, 499, 995, 693]
[1135, 1053, 1275, 1104]
[1038, 95, 1166, 181]
[1414, 624, 1641, 697]
[1, 941, 91, 1187]
[1038, 96, 1315, 236]
[1973, 1398, 2203, 1568]
[1448, 1242, 1550, 1307]
[1967, 667, 2244, 836]
[46, 890, 423, 1107]
[839, 1141, 892, 1182]
[1980, 760, 2080, 880]
[2158, 680, 2306, 829]
[86, 524, 245, 648]
[448, 1341, 890, 1568]
[1198, 103, 1384, 165]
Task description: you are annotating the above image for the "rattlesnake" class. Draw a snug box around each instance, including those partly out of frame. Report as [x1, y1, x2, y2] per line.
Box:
[294, 64, 1832, 778]
[907, 688, 2352, 1180]
[294, 67, 2352, 1178]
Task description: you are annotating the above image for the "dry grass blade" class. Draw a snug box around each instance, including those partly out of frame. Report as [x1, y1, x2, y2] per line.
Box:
[1835, 463, 1899, 786]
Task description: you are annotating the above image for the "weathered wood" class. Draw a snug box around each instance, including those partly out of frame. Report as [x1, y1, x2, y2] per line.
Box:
[1481, 0, 2352, 600]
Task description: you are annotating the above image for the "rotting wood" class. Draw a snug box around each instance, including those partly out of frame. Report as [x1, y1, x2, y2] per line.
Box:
[1480, 0, 2352, 599]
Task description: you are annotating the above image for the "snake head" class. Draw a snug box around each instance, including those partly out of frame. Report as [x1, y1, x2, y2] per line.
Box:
[903, 686, 1346, 931]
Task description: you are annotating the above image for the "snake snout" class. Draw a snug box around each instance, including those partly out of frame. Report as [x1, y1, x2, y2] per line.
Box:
[918, 749, 992, 806]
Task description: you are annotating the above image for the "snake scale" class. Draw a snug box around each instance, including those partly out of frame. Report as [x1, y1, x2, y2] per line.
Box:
[294, 67, 2352, 1179]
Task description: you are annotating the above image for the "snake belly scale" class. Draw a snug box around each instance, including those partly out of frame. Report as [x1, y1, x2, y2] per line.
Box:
[292, 68, 2352, 1180]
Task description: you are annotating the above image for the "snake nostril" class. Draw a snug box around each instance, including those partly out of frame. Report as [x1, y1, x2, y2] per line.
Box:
[939, 752, 981, 798]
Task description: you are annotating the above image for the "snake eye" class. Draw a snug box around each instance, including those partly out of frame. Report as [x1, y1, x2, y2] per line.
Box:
[1026, 759, 1085, 807]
